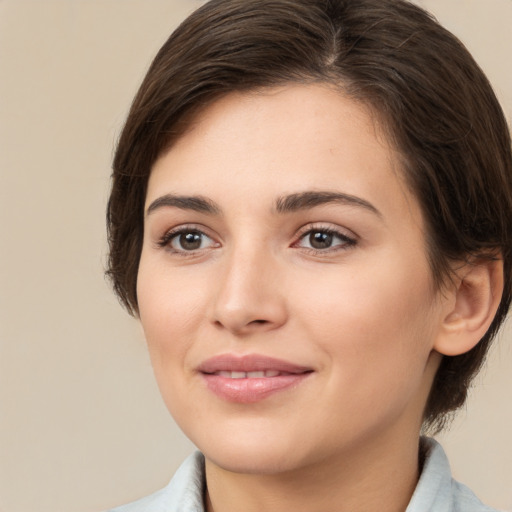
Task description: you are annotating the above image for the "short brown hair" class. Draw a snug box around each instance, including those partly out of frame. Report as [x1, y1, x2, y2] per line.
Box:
[107, 0, 512, 431]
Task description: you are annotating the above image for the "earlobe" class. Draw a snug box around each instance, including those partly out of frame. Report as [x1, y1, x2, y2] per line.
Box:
[434, 257, 504, 356]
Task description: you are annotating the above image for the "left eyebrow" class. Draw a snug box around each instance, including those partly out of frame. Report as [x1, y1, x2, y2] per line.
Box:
[146, 194, 221, 216]
[274, 191, 381, 217]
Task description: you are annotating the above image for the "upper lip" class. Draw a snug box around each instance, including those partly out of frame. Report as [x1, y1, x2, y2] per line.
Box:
[197, 354, 313, 374]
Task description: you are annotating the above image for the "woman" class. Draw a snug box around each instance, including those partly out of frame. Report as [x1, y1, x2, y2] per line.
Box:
[106, 0, 512, 510]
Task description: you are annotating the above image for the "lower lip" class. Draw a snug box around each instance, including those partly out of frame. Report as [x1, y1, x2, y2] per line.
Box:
[202, 373, 311, 403]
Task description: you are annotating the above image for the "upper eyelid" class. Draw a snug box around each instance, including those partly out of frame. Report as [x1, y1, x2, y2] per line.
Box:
[155, 224, 217, 247]
[153, 221, 358, 246]
[160, 223, 216, 238]
[157, 227, 220, 256]
[291, 229, 357, 257]
[295, 222, 357, 239]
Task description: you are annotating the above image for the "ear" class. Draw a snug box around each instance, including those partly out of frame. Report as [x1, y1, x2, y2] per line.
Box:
[434, 257, 504, 356]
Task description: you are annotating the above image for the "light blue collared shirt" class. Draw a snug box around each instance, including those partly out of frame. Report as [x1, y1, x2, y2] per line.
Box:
[108, 438, 497, 512]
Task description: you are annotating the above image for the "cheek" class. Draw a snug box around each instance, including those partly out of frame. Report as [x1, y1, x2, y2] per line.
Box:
[292, 252, 437, 374]
[136, 264, 205, 421]
[296, 269, 437, 428]
[136, 260, 205, 369]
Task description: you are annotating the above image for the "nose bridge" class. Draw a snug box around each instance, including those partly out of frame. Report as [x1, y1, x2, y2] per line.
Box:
[212, 237, 287, 333]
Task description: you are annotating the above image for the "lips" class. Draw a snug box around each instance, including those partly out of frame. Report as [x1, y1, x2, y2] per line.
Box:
[198, 354, 313, 403]
[215, 370, 282, 378]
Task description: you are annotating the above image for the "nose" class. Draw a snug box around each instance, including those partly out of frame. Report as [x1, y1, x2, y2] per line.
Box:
[211, 244, 288, 335]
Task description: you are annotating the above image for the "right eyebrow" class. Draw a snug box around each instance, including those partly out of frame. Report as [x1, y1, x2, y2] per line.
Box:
[146, 194, 221, 216]
[274, 190, 381, 217]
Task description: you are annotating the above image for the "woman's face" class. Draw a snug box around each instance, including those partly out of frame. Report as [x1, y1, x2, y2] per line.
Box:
[137, 84, 447, 474]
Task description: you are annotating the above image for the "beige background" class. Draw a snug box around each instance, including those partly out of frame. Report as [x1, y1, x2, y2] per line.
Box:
[0, 1, 511, 511]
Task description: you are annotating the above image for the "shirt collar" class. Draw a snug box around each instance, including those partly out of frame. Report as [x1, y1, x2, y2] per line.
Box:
[406, 437, 453, 512]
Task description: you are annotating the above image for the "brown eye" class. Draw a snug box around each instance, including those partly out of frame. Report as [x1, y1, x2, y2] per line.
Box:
[309, 231, 333, 249]
[179, 232, 203, 250]
[295, 228, 356, 252]
[168, 230, 215, 251]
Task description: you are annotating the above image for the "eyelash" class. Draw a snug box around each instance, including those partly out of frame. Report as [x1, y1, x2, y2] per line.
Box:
[156, 224, 357, 256]
[157, 225, 217, 256]
[293, 225, 357, 255]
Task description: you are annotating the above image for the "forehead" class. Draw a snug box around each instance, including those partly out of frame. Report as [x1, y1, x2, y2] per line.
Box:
[147, 84, 420, 225]
[168, 84, 389, 161]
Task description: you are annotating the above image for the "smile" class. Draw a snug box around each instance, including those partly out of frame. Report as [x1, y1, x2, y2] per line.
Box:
[198, 354, 313, 403]
[214, 370, 287, 378]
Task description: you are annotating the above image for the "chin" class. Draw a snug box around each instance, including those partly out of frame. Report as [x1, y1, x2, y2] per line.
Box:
[192, 427, 313, 475]
[205, 444, 306, 475]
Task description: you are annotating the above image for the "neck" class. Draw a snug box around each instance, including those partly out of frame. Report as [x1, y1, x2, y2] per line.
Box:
[204, 430, 421, 512]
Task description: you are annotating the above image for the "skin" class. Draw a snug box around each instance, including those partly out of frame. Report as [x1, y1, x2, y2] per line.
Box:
[136, 84, 472, 512]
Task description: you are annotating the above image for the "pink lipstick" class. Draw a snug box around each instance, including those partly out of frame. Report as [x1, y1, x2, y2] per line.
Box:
[198, 354, 313, 403]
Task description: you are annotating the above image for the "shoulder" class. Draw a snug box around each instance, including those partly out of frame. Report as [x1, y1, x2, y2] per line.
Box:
[106, 451, 206, 512]
[407, 438, 499, 512]
[450, 479, 499, 512]
[106, 486, 170, 512]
